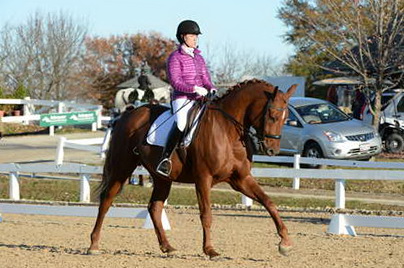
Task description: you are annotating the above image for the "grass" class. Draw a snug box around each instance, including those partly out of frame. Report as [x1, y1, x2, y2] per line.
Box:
[0, 123, 46, 135]
[0, 122, 92, 135]
[1, 176, 404, 212]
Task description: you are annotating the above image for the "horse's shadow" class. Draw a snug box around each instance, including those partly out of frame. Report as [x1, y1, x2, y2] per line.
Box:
[212, 211, 331, 225]
[0, 243, 84, 255]
[0, 242, 267, 262]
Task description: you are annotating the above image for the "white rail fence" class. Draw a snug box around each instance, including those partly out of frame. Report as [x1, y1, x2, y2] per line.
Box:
[0, 98, 108, 135]
[1, 157, 404, 235]
[55, 129, 112, 164]
[0, 162, 169, 230]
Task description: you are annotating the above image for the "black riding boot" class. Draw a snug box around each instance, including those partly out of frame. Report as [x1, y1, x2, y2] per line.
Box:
[156, 125, 183, 177]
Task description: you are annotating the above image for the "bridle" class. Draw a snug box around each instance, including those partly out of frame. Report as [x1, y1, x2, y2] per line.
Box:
[259, 98, 287, 140]
[208, 96, 287, 146]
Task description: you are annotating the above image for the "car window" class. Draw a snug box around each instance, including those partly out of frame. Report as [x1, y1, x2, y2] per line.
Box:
[285, 109, 302, 127]
[294, 103, 350, 124]
[397, 96, 404, 113]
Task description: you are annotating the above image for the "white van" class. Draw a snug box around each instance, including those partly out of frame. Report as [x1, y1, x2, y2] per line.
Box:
[362, 89, 404, 153]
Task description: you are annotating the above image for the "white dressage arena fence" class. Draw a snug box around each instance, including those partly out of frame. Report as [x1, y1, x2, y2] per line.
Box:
[0, 162, 169, 230]
[1, 156, 404, 235]
[55, 129, 112, 164]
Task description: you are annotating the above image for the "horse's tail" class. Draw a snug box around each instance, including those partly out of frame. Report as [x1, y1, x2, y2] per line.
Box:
[96, 147, 113, 201]
[95, 106, 143, 201]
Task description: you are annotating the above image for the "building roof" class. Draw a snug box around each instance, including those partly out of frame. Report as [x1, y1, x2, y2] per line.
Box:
[117, 73, 169, 89]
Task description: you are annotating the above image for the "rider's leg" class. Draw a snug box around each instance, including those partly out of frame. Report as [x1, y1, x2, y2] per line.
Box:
[156, 99, 194, 176]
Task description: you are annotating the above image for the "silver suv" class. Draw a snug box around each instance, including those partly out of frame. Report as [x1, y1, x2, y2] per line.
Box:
[280, 97, 382, 160]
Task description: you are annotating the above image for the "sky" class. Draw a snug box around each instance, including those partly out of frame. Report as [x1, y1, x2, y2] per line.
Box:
[0, 0, 295, 63]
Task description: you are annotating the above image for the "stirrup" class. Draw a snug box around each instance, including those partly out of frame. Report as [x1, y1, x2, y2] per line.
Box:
[156, 158, 172, 177]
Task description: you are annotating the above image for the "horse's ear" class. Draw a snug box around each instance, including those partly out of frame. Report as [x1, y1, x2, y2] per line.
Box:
[264, 87, 278, 100]
[284, 84, 298, 100]
[274, 86, 279, 97]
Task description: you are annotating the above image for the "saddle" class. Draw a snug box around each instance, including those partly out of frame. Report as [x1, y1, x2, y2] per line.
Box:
[146, 101, 206, 148]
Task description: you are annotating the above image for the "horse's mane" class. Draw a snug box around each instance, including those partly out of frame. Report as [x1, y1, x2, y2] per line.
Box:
[213, 79, 276, 102]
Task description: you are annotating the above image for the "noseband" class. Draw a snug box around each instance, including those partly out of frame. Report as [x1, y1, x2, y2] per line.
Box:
[259, 98, 287, 141]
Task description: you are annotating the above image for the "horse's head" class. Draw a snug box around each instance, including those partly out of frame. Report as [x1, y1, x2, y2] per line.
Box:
[253, 84, 297, 156]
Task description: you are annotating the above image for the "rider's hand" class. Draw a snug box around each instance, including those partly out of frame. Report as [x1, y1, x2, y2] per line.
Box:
[210, 88, 217, 94]
[194, 86, 208, 96]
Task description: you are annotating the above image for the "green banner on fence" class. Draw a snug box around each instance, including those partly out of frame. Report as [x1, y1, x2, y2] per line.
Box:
[40, 111, 97, 127]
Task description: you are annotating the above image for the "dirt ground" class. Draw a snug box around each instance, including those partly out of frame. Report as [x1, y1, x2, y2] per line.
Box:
[1, 208, 404, 268]
[1, 132, 404, 267]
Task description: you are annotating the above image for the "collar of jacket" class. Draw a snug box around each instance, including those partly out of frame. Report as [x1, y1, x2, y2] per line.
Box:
[178, 45, 201, 56]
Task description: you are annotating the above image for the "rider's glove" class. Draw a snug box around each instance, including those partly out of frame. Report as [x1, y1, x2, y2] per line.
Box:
[194, 86, 208, 96]
[210, 88, 218, 94]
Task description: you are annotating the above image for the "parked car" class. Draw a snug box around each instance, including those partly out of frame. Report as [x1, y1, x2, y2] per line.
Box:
[279, 97, 382, 161]
[362, 89, 404, 153]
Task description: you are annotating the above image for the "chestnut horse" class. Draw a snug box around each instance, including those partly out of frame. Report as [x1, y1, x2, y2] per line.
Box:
[88, 79, 297, 258]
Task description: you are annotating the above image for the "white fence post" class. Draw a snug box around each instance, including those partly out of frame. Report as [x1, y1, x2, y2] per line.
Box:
[57, 102, 65, 113]
[143, 200, 171, 230]
[292, 154, 301, 190]
[80, 173, 91, 203]
[328, 214, 356, 235]
[22, 97, 31, 125]
[55, 137, 66, 165]
[242, 195, 253, 207]
[49, 126, 55, 136]
[9, 171, 20, 200]
[101, 128, 112, 159]
[96, 105, 103, 129]
[335, 179, 346, 209]
[57, 102, 65, 131]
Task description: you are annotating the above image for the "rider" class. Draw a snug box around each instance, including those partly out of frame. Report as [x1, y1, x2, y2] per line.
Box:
[156, 20, 217, 177]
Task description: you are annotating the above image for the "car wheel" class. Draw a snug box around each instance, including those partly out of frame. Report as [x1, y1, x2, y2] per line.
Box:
[385, 133, 404, 154]
[302, 142, 324, 168]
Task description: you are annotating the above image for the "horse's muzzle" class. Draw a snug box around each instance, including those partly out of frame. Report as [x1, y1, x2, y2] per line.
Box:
[265, 148, 279, 156]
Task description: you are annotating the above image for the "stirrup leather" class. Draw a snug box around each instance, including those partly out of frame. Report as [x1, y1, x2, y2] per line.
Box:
[156, 158, 172, 177]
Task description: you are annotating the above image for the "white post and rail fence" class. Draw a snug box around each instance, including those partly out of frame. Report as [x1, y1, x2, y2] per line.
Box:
[0, 98, 109, 135]
[54, 129, 112, 164]
[1, 156, 404, 235]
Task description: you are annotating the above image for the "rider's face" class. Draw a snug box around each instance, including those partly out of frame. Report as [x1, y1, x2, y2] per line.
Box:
[183, 34, 198, 48]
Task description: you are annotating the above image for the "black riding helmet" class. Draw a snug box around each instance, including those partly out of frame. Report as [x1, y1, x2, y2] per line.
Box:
[176, 20, 202, 43]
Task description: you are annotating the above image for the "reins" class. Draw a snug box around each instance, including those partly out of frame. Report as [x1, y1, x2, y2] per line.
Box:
[208, 96, 286, 143]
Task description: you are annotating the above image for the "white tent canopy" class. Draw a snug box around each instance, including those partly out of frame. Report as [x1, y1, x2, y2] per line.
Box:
[313, 76, 379, 86]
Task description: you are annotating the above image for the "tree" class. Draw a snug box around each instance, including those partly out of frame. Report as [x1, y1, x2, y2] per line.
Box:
[279, 0, 404, 126]
[211, 43, 285, 85]
[80, 33, 176, 109]
[0, 11, 87, 100]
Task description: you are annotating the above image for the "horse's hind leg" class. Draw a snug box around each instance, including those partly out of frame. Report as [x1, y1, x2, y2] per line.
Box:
[88, 164, 136, 254]
[229, 175, 292, 255]
[148, 177, 176, 254]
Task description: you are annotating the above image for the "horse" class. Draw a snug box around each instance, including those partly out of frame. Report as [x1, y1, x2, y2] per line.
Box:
[88, 79, 297, 258]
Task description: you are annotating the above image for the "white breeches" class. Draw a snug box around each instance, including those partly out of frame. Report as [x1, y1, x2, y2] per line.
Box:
[172, 99, 195, 131]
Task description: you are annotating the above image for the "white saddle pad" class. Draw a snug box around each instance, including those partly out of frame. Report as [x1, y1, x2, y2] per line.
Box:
[146, 109, 203, 147]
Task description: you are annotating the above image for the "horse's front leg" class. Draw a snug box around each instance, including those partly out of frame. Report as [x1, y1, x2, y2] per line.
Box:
[229, 175, 292, 255]
[148, 177, 176, 254]
[195, 178, 220, 258]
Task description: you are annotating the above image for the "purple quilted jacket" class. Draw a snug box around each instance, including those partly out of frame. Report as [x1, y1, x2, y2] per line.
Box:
[167, 46, 215, 100]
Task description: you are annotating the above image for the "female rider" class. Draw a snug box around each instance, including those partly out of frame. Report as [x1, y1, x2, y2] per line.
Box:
[156, 20, 216, 176]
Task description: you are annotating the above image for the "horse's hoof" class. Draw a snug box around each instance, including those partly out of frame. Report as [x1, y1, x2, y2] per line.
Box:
[87, 249, 102, 255]
[206, 248, 220, 259]
[278, 244, 293, 256]
[160, 245, 177, 255]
